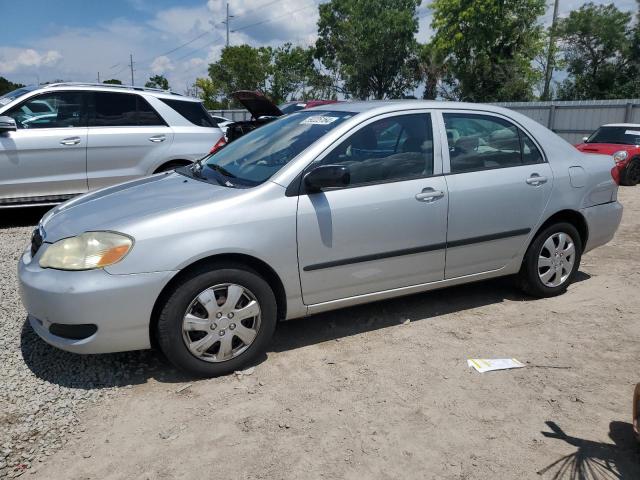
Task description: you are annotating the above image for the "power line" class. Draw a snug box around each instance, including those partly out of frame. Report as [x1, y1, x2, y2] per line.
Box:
[232, 3, 319, 32]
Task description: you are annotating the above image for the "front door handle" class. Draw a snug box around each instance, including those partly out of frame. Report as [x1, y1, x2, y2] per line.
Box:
[415, 188, 445, 202]
[149, 135, 166, 143]
[60, 137, 81, 146]
[526, 173, 548, 186]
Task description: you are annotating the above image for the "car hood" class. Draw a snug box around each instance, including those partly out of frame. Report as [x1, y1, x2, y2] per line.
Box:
[232, 90, 283, 118]
[575, 143, 639, 155]
[40, 171, 240, 242]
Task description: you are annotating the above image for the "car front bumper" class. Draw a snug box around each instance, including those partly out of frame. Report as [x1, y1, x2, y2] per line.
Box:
[18, 249, 176, 354]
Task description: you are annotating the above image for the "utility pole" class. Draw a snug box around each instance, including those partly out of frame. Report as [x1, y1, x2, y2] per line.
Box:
[542, 0, 560, 101]
[129, 53, 135, 86]
[222, 3, 234, 48]
[97, 71, 100, 83]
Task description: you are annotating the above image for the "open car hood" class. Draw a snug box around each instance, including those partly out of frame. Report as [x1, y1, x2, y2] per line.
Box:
[232, 90, 283, 118]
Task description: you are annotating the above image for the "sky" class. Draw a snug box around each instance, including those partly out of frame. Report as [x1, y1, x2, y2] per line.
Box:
[0, 0, 637, 94]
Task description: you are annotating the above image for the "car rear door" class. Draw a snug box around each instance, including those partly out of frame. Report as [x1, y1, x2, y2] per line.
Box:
[440, 110, 553, 278]
[0, 90, 89, 204]
[296, 111, 449, 305]
[86, 92, 173, 190]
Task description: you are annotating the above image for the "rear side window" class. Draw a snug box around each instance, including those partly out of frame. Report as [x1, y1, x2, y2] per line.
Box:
[160, 98, 215, 127]
[444, 113, 543, 173]
[90, 93, 165, 127]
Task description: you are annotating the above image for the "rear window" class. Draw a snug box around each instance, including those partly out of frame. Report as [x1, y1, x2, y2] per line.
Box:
[90, 92, 165, 127]
[160, 98, 215, 127]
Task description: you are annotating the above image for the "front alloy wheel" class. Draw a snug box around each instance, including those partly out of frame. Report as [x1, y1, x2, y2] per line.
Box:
[157, 264, 277, 377]
[182, 283, 261, 363]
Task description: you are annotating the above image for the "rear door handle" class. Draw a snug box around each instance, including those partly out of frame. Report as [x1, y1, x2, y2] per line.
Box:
[149, 135, 166, 143]
[526, 174, 548, 186]
[60, 137, 81, 146]
[415, 188, 445, 202]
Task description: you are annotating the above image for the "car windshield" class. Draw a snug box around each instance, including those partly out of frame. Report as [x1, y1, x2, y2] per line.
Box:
[190, 110, 354, 187]
[0, 85, 38, 106]
[278, 102, 306, 114]
[586, 126, 640, 145]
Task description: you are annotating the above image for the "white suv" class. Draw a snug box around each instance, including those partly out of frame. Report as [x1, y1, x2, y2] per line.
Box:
[0, 83, 224, 208]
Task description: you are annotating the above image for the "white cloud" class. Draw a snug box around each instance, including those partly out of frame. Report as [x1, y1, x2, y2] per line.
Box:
[150, 55, 174, 74]
[0, 48, 62, 74]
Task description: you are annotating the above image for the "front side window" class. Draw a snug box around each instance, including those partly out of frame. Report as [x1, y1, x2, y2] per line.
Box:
[189, 110, 355, 187]
[318, 113, 434, 186]
[5, 92, 86, 129]
[444, 113, 543, 173]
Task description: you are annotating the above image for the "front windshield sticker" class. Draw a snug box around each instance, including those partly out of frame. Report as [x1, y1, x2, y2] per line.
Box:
[625, 130, 640, 136]
[301, 115, 340, 125]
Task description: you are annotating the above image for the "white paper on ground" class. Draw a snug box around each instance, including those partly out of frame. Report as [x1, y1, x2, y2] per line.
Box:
[467, 358, 526, 373]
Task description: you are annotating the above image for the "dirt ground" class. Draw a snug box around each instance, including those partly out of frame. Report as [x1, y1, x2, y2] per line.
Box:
[14, 188, 640, 479]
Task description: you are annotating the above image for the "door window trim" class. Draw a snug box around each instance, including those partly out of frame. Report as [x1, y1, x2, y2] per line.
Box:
[435, 109, 547, 175]
[286, 109, 444, 196]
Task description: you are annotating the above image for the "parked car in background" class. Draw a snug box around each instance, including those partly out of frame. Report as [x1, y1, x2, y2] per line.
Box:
[278, 99, 339, 114]
[0, 82, 224, 208]
[19, 101, 622, 377]
[575, 123, 640, 186]
[223, 91, 340, 143]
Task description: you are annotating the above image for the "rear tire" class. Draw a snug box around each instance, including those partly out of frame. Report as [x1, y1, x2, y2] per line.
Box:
[156, 264, 277, 377]
[518, 222, 582, 298]
[155, 161, 191, 173]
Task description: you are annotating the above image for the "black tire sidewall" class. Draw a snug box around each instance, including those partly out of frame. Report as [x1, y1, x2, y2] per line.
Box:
[521, 222, 582, 297]
[156, 266, 277, 377]
[621, 158, 640, 186]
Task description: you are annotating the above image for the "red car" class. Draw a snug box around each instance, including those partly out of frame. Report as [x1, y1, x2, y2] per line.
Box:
[278, 99, 339, 114]
[575, 123, 640, 186]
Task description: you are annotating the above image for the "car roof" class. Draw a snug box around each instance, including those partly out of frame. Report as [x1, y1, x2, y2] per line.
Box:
[310, 100, 519, 115]
[602, 123, 640, 128]
[32, 82, 201, 102]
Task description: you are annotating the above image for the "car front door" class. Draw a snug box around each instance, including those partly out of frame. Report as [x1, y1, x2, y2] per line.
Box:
[86, 92, 172, 190]
[441, 111, 553, 279]
[0, 91, 89, 203]
[296, 112, 449, 305]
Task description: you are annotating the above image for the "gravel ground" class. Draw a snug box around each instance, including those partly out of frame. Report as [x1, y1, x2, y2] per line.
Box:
[0, 208, 183, 478]
[1, 189, 639, 479]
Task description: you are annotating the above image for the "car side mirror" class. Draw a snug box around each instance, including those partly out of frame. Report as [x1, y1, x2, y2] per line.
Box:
[582, 136, 588, 142]
[0, 116, 17, 133]
[304, 165, 350, 192]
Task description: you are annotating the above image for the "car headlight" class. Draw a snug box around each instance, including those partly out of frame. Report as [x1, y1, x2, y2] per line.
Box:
[39, 232, 133, 270]
[613, 150, 629, 163]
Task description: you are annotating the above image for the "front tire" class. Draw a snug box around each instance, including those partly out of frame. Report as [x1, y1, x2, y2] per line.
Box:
[156, 264, 277, 377]
[620, 157, 640, 186]
[518, 222, 582, 298]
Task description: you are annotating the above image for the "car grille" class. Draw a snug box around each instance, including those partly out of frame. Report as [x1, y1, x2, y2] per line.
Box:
[31, 228, 43, 257]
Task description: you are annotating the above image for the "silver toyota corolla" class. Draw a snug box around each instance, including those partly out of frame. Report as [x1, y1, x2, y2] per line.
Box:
[19, 101, 623, 377]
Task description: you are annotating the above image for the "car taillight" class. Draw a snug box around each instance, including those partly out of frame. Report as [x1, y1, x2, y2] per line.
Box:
[209, 136, 226, 154]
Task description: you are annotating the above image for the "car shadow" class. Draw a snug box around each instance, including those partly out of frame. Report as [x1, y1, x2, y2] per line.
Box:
[0, 206, 51, 228]
[270, 273, 590, 353]
[537, 420, 640, 479]
[20, 273, 591, 389]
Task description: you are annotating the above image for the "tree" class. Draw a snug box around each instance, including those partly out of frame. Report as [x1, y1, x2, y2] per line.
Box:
[145, 75, 170, 90]
[315, 0, 421, 100]
[102, 79, 122, 85]
[208, 45, 272, 106]
[0, 77, 25, 96]
[556, 3, 633, 100]
[193, 77, 226, 109]
[269, 44, 316, 103]
[416, 42, 447, 100]
[431, 0, 546, 102]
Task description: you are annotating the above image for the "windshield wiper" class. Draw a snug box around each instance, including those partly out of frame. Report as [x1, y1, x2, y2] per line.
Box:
[206, 163, 237, 179]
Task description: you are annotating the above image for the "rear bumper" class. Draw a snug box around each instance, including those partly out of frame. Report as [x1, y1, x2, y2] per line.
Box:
[19, 249, 176, 354]
[581, 201, 623, 254]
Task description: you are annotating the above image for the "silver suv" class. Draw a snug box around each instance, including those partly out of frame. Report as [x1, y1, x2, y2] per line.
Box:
[0, 83, 223, 208]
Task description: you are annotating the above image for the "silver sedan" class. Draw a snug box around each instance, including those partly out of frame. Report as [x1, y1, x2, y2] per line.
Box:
[19, 101, 623, 377]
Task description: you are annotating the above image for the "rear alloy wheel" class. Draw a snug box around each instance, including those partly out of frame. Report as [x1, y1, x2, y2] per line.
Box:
[518, 222, 582, 298]
[157, 265, 277, 377]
